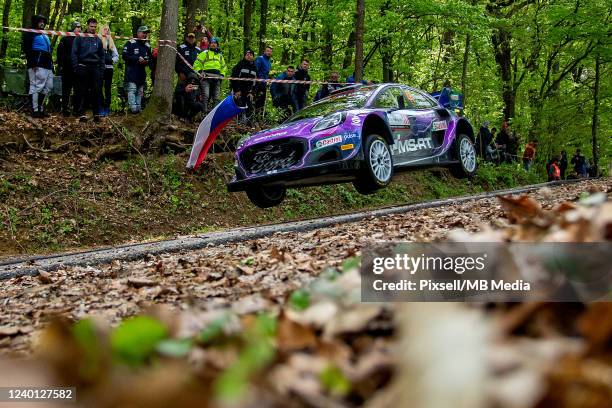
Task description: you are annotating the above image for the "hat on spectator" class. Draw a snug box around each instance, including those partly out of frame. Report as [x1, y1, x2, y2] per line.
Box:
[245, 48, 254, 56]
[71, 21, 81, 31]
[210, 37, 220, 45]
[187, 32, 196, 37]
[137, 25, 150, 33]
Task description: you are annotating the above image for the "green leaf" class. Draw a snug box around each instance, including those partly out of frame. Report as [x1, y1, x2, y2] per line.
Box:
[342, 257, 361, 272]
[321, 267, 341, 281]
[111, 316, 168, 366]
[289, 289, 310, 311]
[198, 314, 231, 344]
[156, 338, 193, 358]
[320, 365, 351, 396]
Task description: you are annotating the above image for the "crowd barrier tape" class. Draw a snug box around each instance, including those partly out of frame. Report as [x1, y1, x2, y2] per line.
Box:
[1, 25, 352, 86]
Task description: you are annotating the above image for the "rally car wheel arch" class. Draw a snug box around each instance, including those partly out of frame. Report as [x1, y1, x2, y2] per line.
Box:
[353, 134, 394, 195]
[245, 185, 287, 208]
[450, 133, 477, 178]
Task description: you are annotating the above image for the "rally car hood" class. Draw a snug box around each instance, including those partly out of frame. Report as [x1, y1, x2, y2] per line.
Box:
[242, 117, 321, 147]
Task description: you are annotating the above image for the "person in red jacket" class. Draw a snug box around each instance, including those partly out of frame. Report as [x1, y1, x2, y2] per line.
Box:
[548, 156, 561, 181]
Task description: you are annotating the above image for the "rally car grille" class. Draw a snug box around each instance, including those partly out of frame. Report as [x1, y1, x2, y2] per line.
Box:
[240, 138, 305, 175]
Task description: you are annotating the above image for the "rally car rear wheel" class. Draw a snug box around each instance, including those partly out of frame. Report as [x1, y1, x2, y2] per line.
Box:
[246, 185, 287, 208]
[353, 134, 393, 195]
[450, 133, 477, 178]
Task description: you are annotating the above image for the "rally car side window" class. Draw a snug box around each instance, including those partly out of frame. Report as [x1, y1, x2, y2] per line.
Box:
[372, 88, 399, 109]
[407, 89, 438, 109]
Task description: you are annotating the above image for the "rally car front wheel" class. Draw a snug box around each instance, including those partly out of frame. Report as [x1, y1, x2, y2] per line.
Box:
[246, 185, 287, 208]
[353, 134, 394, 195]
[450, 133, 477, 178]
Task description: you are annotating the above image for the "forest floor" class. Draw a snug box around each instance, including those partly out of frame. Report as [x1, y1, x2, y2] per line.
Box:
[0, 109, 541, 257]
[0, 178, 610, 408]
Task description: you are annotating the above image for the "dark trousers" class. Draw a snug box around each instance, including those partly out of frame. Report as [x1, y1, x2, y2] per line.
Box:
[61, 71, 75, 113]
[255, 83, 267, 112]
[273, 94, 295, 120]
[101, 68, 113, 109]
[74, 64, 102, 116]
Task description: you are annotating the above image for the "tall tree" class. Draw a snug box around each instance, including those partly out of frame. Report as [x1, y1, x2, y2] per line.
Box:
[36, 0, 52, 18]
[242, 0, 254, 52]
[147, 0, 179, 118]
[591, 53, 601, 176]
[0, 0, 12, 59]
[184, 0, 198, 36]
[21, 0, 36, 53]
[342, 31, 354, 70]
[257, 0, 268, 54]
[67, 0, 82, 14]
[353, 0, 364, 82]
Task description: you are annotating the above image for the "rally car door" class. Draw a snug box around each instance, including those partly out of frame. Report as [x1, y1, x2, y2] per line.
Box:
[373, 86, 436, 166]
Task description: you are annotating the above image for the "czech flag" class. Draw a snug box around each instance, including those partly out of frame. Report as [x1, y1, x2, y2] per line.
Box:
[187, 95, 245, 169]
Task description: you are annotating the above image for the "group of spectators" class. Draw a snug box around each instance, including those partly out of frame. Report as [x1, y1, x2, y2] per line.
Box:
[25, 14, 154, 121]
[476, 120, 594, 180]
[24, 14, 365, 124]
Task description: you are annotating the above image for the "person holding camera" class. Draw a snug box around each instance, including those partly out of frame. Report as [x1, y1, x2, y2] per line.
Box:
[172, 73, 205, 121]
[122, 25, 152, 113]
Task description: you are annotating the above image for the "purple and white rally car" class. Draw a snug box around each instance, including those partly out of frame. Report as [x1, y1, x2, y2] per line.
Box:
[228, 84, 477, 208]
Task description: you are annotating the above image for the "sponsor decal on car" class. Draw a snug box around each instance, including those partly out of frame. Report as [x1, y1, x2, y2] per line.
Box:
[341, 132, 360, 141]
[340, 143, 354, 151]
[388, 112, 411, 127]
[391, 137, 434, 155]
[351, 116, 361, 126]
[315, 135, 342, 149]
[432, 120, 448, 131]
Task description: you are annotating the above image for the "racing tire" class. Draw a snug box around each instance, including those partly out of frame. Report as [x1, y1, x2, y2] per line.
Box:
[450, 133, 477, 178]
[353, 134, 394, 195]
[245, 185, 287, 208]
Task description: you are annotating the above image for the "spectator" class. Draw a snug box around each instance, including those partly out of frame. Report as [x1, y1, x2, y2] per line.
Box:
[270, 65, 296, 120]
[231, 49, 257, 122]
[476, 121, 492, 158]
[438, 80, 452, 108]
[99, 25, 118, 117]
[496, 121, 511, 162]
[193, 37, 227, 112]
[571, 149, 588, 178]
[292, 58, 311, 112]
[314, 71, 343, 101]
[254, 46, 272, 113]
[57, 21, 81, 116]
[195, 25, 213, 50]
[548, 156, 561, 181]
[122, 26, 152, 113]
[507, 132, 519, 162]
[72, 18, 104, 122]
[176, 32, 201, 81]
[522, 140, 537, 171]
[26, 15, 54, 118]
[559, 151, 568, 180]
[172, 72, 205, 121]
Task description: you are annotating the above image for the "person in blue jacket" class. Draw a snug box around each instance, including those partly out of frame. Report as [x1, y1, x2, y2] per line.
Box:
[122, 26, 153, 113]
[26, 15, 54, 118]
[254, 46, 272, 113]
[270, 65, 295, 120]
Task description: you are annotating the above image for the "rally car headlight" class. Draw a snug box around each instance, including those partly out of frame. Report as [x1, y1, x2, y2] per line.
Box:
[311, 112, 346, 132]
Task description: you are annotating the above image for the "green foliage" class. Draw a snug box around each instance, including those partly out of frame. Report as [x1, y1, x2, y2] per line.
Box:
[320, 365, 352, 396]
[111, 316, 169, 366]
[289, 289, 311, 311]
[214, 313, 277, 401]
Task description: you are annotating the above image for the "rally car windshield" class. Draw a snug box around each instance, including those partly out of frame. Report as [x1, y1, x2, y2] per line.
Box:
[286, 86, 377, 123]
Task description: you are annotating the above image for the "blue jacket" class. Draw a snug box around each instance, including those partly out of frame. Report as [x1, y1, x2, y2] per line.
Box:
[122, 39, 153, 85]
[255, 55, 271, 79]
[71, 36, 104, 69]
[270, 72, 293, 99]
[175, 42, 201, 75]
[27, 34, 53, 69]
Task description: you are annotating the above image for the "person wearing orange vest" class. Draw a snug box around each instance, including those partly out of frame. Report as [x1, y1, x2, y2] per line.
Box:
[548, 157, 561, 181]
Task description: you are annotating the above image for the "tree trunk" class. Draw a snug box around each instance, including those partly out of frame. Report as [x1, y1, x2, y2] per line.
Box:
[1, 0, 12, 59]
[198, 0, 208, 25]
[184, 0, 197, 37]
[50, 0, 68, 48]
[257, 0, 268, 54]
[67, 0, 82, 14]
[461, 33, 470, 101]
[36, 0, 52, 18]
[342, 31, 354, 71]
[591, 53, 600, 176]
[492, 27, 515, 121]
[242, 0, 254, 53]
[147, 0, 178, 119]
[22, 0, 37, 53]
[353, 0, 364, 82]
